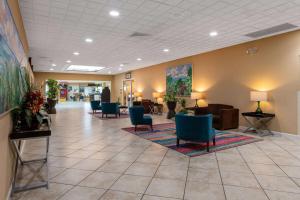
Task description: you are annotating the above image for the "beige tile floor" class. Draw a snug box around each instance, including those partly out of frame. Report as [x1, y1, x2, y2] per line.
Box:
[12, 102, 300, 200]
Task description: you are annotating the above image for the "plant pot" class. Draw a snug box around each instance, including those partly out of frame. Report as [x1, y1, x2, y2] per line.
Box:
[47, 98, 57, 114]
[166, 101, 177, 119]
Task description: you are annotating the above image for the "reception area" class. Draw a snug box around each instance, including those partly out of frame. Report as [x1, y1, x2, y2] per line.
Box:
[2, 0, 300, 200]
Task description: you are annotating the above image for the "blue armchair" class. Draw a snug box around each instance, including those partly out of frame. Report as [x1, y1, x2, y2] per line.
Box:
[102, 102, 120, 118]
[129, 106, 153, 132]
[175, 114, 216, 152]
[90, 101, 101, 114]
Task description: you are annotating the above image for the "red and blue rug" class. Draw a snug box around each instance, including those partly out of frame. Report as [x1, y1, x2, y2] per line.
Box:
[122, 123, 262, 157]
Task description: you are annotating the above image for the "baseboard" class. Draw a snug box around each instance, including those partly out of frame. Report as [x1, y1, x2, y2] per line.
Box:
[238, 125, 300, 137]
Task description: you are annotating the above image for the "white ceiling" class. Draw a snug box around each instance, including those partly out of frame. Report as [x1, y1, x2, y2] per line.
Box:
[19, 0, 300, 75]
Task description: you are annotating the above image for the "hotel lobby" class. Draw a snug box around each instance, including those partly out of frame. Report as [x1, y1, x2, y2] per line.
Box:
[2, 0, 300, 200]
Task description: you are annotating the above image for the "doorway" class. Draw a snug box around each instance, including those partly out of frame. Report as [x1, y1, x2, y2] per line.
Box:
[122, 80, 134, 107]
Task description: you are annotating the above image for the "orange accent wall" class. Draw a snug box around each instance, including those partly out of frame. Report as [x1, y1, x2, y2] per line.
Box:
[113, 30, 300, 134]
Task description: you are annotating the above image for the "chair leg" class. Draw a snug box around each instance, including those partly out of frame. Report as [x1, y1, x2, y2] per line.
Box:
[150, 124, 153, 131]
[134, 125, 137, 132]
[213, 137, 216, 146]
[102, 113, 103, 118]
[176, 138, 180, 147]
[206, 141, 210, 152]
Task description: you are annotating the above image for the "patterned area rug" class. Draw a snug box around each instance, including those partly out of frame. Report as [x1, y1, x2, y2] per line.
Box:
[122, 123, 262, 157]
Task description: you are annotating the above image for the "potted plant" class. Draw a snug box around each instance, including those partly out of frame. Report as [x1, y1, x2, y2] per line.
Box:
[163, 92, 178, 119]
[46, 79, 59, 114]
[13, 89, 44, 130]
[179, 98, 188, 114]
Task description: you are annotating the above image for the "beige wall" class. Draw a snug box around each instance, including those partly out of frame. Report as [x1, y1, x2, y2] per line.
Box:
[113, 30, 300, 134]
[34, 72, 114, 95]
[0, 0, 29, 199]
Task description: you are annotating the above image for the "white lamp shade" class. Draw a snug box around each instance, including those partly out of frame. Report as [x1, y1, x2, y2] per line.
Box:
[250, 91, 267, 102]
[191, 92, 204, 100]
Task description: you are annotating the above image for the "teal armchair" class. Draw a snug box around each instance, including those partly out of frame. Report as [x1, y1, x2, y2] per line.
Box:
[90, 101, 101, 114]
[175, 114, 216, 152]
[129, 106, 153, 131]
[102, 102, 120, 118]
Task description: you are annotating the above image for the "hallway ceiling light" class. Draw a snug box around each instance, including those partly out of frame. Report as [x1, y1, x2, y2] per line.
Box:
[50, 68, 54, 71]
[209, 31, 218, 37]
[109, 10, 120, 17]
[85, 38, 93, 43]
[120, 64, 124, 67]
[73, 52, 80, 55]
[66, 65, 105, 72]
[52, 64, 56, 67]
[66, 60, 72, 63]
[137, 58, 142, 61]
[108, 71, 112, 74]
[163, 49, 169, 52]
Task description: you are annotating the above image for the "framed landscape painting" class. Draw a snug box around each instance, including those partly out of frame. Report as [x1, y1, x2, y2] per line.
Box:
[166, 64, 192, 96]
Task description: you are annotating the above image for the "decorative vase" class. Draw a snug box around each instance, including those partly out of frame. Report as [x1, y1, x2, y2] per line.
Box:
[47, 98, 57, 114]
[167, 101, 177, 119]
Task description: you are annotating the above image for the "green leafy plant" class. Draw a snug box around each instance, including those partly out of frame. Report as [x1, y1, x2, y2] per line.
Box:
[47, 79, 59, 99]
[178, 98, 188, 114]
[163, 91, 178, 103]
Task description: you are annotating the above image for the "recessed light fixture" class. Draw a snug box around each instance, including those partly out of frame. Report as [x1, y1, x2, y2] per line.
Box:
[163, 49, 169, 52]
[108, 71, 112, 74]
[50, 68, 54, 71]
[73, 52, 80, 55]
[120, 64, 124, 67]
[137, 58, 142, 61]
[66, 65, 105, 72]
[109, 10, 120, 17]
[209, 31, 218, 37]
[52, 64, 56, 67]
[85, 38, 93, 43]
[66, 60, 72, 63]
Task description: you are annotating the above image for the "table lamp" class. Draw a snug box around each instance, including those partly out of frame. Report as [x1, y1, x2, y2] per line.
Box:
[152, 92, 161, 103]
[250, 91, 267, 114]
[191, 92, 204, 107]
[135, 92, 142, 101]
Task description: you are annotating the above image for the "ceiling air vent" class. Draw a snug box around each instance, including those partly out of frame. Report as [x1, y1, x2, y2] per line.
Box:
[245, 23, 298, 38]
[129, 32, 151, 37]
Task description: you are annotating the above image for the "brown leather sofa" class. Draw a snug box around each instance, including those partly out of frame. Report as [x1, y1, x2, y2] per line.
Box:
[207, 104, 239, 130]
[141, 99, 154, 114]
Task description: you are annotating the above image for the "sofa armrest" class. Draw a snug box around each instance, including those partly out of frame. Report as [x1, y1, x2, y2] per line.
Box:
[220, 108, 239, 130]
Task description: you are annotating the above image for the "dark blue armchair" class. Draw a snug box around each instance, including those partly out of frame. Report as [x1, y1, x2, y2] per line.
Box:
[90, 101, 101, 114]
[129, 106, 153, 132]
[175, 114, 216, 152]
[102, 102, 120, 118]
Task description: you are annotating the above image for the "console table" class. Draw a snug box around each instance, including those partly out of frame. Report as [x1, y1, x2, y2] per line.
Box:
[242, 112, 275, 136]
[186, 106, 209, 115]
[9, 117, 51, 194]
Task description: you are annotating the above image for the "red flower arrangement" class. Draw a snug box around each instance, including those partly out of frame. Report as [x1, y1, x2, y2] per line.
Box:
[23, 90, 44, 114]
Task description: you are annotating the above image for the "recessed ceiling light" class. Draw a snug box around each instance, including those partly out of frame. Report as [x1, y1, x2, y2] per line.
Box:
[209, 31, 218, 37]
[66, 65, 105, 72]
[163, 49, 169, 52]
[109, 10, 120, 17]
[108, 71, 112, 74]
[66, 60, 72, 63]
[85, 38, 93, 43]
[120, 64, 124, 67]
[52, 64, 56, 67]
[137, 58, 142, 61]
[73, 52, 80, 55]
[50, 68, 54, 71]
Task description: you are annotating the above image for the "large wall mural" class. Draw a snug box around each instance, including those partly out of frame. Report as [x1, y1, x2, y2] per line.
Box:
[0, 0, 29, 114]
[166, 64, 192, 96]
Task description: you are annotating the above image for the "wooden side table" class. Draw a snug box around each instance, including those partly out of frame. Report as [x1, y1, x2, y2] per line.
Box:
[9, 118, 51, 195]
[242, 112, 275, 136]
[186, 106, 209, 115]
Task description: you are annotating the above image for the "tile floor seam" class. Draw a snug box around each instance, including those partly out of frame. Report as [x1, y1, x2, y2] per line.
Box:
[237, 147, 272, 200]
[253, 142, 300, 190]
[182, 156, 190, 200]
[140, 148, 170, 199]
[215, 151, 228, 200]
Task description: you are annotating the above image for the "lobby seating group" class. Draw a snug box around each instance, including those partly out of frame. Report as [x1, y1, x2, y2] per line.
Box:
[175, 113, 216, 152]
[129, 106, 153, 131]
